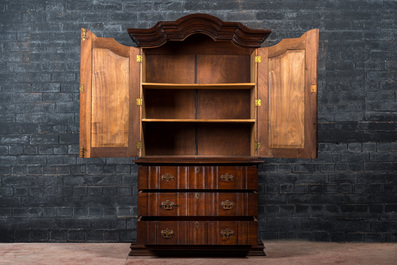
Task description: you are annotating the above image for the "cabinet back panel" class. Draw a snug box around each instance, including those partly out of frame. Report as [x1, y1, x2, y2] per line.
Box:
[144, 34, 254, 56]
[197, 124, 251, 156]
[91, 48, 129, 148]
[144, 89, 196, 119]
[196, 55, 250, 84]
[144, 123, 196, 156]
[197, 89, 250, 119]
[145, 55, 195, 83]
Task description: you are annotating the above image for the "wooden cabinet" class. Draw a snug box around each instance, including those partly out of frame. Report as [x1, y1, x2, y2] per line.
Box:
[79, 14, 318, 256]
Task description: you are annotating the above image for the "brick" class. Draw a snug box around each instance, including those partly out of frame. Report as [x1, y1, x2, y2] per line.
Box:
[57, 207, 73, 217]
[67, 230, 85, 242]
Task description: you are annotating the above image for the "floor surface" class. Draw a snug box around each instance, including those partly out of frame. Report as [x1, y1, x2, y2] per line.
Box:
[0, 241, 396, 265]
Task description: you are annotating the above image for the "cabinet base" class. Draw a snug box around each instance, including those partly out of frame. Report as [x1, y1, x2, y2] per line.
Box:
[129, 242, 265, 257]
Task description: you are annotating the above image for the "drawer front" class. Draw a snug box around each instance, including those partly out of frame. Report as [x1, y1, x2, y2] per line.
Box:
[138, 165, 258, 190]
[138, 192, 258, 217]
[137, 221, 258, 245]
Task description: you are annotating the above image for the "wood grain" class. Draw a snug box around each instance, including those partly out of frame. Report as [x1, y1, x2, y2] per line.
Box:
[127, 13, 271, 48]
[79, 29, 93, 158]
[137, 221, 258, 245]
[197, 123, 251, 156]
[258, 29, 319, 158]
[144, 89, 195, 119]
[268, 50, 305, 149]
[91, 48, 130, 148]
[196, 55, 250, 83]
[142, 83, 255, 89]
[143, 34, 255, 55]
[143, 122, 196, 156]
[138, 165, 258, 191]
[197, 89, 251, 119]
[80, 29, 140, 157]
[138, 192, 257, 216]
[145, 55, 195, 83]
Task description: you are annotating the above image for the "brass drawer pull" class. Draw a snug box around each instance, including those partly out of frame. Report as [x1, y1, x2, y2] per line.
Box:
[161, 173, 175, 182]
[160, 200, 176, 210]
[221, 228, 234, 241]
[220, 173, 234, 182]
[221, 200, 234, 210]
[195, 221, 199, 229]
[161, 228, 174, 239]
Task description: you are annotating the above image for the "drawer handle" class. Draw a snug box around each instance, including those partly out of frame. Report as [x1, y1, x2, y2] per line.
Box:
[161, 173, 175, 182]
[161, 200, 177, 210]
[220, 228, 234, 241]
[161, 228, 174, 239]
[220, 173, 234, 182]
[221, 200, 234, 210]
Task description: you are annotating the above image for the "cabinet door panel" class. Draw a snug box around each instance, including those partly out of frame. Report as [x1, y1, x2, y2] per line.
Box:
[257, 29, 318, 158]
[79, 29, 140, 158]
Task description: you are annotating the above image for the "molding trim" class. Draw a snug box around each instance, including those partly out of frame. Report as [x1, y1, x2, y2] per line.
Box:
[127, 13, 271, 48]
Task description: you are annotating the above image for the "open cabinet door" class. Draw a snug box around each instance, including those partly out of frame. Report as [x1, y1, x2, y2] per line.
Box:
[257, 29, 318, 158]
[80, 29, 141, 158]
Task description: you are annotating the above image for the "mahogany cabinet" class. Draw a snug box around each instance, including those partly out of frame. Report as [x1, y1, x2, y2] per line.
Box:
[79, 14, 319, 256]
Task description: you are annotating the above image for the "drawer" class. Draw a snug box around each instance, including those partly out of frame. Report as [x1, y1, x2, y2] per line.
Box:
[137, 221, 258, 245]
[138, 165, 258, 190]
[138, 192, 258, 217]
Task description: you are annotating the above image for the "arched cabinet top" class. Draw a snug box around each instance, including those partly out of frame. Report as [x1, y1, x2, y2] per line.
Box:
[127, 13, 271, 48]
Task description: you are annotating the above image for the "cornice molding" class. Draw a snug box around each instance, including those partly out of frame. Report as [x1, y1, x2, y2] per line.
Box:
[127, 13, 271, 48]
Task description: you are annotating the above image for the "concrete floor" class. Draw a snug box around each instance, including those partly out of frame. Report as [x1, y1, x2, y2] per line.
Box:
[0, 241, 396, 265]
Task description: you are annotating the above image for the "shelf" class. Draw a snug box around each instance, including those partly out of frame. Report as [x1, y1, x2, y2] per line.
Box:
[142, 119, 255, 123]
[142, 83, 255, 90]
[134, 156, 263, 164]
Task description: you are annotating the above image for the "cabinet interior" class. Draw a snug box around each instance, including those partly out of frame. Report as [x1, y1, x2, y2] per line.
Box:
[141, 34, 256, 157]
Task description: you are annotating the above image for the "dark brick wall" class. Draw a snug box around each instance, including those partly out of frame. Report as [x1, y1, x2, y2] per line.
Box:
[0, 0, 396, 242]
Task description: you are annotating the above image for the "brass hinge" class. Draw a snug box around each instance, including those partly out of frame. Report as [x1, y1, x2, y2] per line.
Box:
[79, 84, 84, 93]
[137, 55, 142, 63]
[136, 141, 142, 150]
[255, 99, 261, 107]
[82, 29, 86, 41]
[136, 98, 142, 105]
[255, 142, 261, 150]
[311, 84, 317, 93]
[255, 56, 261, 63]
[80, 146, 84, 158]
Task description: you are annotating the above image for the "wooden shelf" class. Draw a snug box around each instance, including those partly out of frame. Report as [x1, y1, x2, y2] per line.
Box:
[134, 156, 263, 164]
[142, 119, 255, 123]
[142, 83, 255, 90]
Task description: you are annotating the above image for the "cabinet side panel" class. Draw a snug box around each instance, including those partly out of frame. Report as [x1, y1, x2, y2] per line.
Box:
[136, 221, 146, 244]
[248, 221, 258, 245]
[137, 192, 148, 216]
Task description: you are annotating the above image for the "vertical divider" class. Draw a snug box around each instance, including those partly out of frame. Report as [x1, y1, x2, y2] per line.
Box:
[194, 55, 198, 155]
